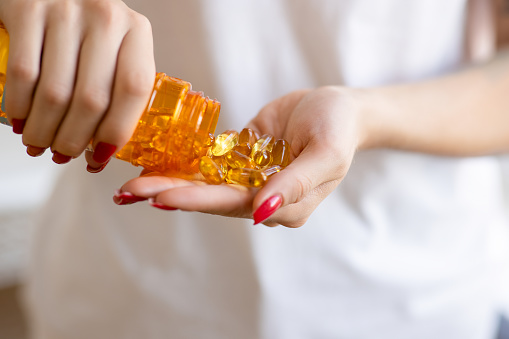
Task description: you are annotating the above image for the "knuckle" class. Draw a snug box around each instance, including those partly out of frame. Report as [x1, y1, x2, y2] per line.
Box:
[129, 11, 152, 32]
[40, 83, 72, 108]
[119, 71, 153, 97]
[77, 88, 110, 115]
[294, 173, 314, 203]
[88, 0, 122, 28]
[50, 0, 77, 21]
[10, 60, 38, 83]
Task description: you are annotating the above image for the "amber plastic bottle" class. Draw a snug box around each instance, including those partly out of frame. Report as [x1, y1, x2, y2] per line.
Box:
[0, 23, 220, 174]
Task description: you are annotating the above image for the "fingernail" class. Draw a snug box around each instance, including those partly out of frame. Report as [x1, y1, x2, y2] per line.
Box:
[253, 195, 282, 225]
[87, 159, 110, 174]
[148, 198, 178, 211]
[26, 145, 46, 157]
[93, 142, 117, 163]
[113, 189, 147, 205]
[52, 151, 72, 164]
[12, 118, 26, 134]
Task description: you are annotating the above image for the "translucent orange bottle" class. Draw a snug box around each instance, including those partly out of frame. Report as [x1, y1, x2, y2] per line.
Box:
[0, 22, 220, 174]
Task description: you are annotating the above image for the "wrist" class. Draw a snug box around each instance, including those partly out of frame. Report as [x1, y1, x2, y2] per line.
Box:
[353, 87, 389, 151]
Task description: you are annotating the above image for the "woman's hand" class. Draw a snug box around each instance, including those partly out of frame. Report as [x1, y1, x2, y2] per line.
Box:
[0, 0, 155, 171]
[119, 86, 370, 227]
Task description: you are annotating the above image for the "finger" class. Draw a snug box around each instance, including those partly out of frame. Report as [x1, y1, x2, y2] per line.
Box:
[155, 184, 254, 217]
[3, 10, 45, 132]
[84, 149, 110, 173]
[22, 12, 81, 160]
[121, 175, 255, 218]
[252, 145, 348, 227]
[89, 14, 155, 168]
[50, 24, 123, 162]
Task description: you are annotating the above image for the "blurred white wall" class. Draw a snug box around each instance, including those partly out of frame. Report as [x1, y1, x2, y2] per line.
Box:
[0, 126, 61, 288]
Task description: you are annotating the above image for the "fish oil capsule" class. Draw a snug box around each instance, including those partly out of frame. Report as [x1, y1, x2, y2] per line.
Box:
[211, 155, 228, 175]
[199, 156, 224, 185]
[232, 142, 252, 157]
[211, 130, 239, 156]
[227, 168, 268, 187]
[261, 165, 282, 178]
[239, 128, 260, 145]
[225, 150, 255, 169]
[251, 134, 275, 155]
[272, 139, 291, 167]
[252, 149, 272, 167]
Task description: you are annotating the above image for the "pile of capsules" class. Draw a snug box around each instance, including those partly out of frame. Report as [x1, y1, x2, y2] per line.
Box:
[199, 128, 291, 187]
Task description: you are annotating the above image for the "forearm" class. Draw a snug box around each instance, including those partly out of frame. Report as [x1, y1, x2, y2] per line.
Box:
[360, 50, 509, 156]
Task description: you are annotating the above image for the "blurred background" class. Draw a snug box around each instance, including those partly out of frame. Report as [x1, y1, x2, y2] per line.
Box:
[0, 124, 509, 338]
[0, 127, 62, 339]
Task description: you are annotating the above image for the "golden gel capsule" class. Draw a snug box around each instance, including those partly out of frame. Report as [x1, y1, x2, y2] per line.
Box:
[211, 130, 239, 156]
[225, 150, 255, 169]
[252, 149, 272, 167]
[272, 139, 291, 167]
[239, 128, 259, 145]
[199, 156, 224, 185]
[227, 168, 268, 187]
[251, 134, 275, 156]
[211, 155, 228, 175]
[232, 142, 252, 157]
[261, 165, 282, 178]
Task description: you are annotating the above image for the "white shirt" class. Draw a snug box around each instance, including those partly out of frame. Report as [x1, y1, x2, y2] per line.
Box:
[25, 1, 509, 338]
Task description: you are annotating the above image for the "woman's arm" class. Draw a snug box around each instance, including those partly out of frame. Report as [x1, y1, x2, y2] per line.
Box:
[361, 50, 509, 155]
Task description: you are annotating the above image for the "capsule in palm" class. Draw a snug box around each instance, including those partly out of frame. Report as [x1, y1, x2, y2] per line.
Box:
[252, 149, 272, 167]
[232, 142, 252, 157]
[225, 150, 255, 169]
[251, 134, 275, 155]
[211, 155, 228, 175]
[210, 130, 239, 156]
[272, 139, 291, 167]
[199, 156, 224, 185]
[226, 168, 268, 187]
[261, 165, 282, 178]
[239, 128, 259, 146]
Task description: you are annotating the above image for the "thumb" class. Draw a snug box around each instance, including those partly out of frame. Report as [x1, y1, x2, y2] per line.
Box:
[252, 145, 348, 227]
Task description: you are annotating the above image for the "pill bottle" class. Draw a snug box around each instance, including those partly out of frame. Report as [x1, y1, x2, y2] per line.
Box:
[0, 22, 220, 174]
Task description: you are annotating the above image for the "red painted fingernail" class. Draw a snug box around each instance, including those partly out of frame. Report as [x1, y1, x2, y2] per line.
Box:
[148, 198, 178, 211]
[87, 159, 110, 174]
[12, 118, 26, 134]
[112, 189, 147, 205]
[93, 142, 117, 163]
[26, 145, 46, 157]
[52, 151, 72, 164]
[253, 195, 282, 225]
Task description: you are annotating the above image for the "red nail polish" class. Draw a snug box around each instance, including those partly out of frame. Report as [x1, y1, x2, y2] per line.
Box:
[87, 160, 109, 174]
[52, 151, 72, 164]
[253, 195, 282, 225]
[93, 142, 117, 163]
[26, 145, 46, 157]
[113, 190, 148, 205]
[148, 198, 178, 211]
[12, 118, 26, 134]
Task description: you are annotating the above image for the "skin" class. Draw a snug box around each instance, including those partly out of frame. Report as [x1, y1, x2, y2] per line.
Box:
[3, 0, 509, 227]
